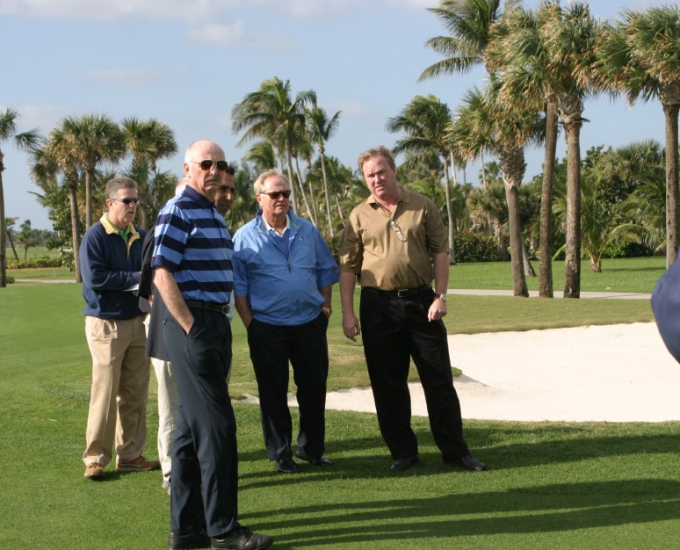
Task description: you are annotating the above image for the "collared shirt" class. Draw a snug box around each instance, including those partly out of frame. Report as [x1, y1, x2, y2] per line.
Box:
[232, 209, 339, 326]
[339, 188, 448, 290]
[151, 186, 233, 304]
[105, 214, 131, 242]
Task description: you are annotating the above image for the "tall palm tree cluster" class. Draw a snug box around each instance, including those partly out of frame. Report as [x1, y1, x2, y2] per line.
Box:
[407, 0, 680, 298]
[25, 114, 177, 283]
[1, 2, 678, 296]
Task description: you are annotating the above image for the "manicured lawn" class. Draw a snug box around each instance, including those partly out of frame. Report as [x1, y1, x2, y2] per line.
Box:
[1, 262, 676, 549]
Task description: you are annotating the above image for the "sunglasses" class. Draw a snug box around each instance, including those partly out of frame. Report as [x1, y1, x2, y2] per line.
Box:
[260, 190, 292, 200]
[190, 160, 229, 171]
[112, 198, 140, 205]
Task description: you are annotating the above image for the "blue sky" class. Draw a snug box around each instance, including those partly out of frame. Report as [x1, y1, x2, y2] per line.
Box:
[1, 0, 661, 230]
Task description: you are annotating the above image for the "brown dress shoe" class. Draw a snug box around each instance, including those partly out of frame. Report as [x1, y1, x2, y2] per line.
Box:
[84, 462, 104, 479]
[116, 455, 161, 472]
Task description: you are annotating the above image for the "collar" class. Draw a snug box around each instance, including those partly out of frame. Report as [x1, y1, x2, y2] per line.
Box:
[183, 185, 219, 210]
[101, 214, 138, 240]
[261, 213, 290, 234]
[368, 186, 408, 207]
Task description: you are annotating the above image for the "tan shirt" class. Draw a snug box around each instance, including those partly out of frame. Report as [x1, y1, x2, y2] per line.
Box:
[339, 188, 448, 290]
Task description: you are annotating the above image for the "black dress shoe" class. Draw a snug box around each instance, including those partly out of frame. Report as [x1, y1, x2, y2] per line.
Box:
[295, 451, 333, 466]
[168, 529, 210, 549]
[275, 458, 300, 474]
[211, 526, 273, 550]
[444, 454, 487, 472]
[390, 455, 420, 471]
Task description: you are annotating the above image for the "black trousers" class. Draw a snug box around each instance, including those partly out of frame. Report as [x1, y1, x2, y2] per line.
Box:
[360, 287, 470, 460]
[247, 313, 329, 461]
[164, 307, 238, 538]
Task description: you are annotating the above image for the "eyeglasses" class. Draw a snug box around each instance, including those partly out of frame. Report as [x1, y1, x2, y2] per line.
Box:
[112, 198, 139, 205]
[190, 160, 229, 171]
[390, 220, 407, 242]
[260, 190, 292, 200]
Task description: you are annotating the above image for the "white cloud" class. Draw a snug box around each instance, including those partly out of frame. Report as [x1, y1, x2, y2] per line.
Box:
[385, 0, 437, 8]
[0, 0, 239, 22]
[187, 21, 299, 50]
[0, 0, 430, 22]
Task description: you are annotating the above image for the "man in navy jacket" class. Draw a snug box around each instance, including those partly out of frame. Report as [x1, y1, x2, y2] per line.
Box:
[80, 176, 159, 480]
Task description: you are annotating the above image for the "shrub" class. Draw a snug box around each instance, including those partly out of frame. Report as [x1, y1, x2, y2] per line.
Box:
[603, 240, 653, 259]
[454, 232, 501, 262]
[7, 256, 63, 269]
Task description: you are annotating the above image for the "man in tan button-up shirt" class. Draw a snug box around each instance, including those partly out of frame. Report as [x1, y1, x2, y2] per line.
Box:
[339, 146, 486, 473]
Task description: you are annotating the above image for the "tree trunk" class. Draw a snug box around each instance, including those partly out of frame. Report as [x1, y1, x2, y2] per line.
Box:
[68, 177, 82, 283]
[284, 145, 298, 214]
[664, 102, 680, 267]
[334, 195, 344, 220]
[319, 149, 334, 238]
[8, 230, 19, 261]
[296, 156, 317, 226]
[522, 240, 536, 278]
[0, 162, 6, 288]
[563, 118, 583, 299]
[480, 150, 488, 189]
[292, 155, 314, 226]
[539, 100, 558, 298]
[500, 146, 528, 297]
[442, 155, 456, 264]
[85, 168, 94, 228]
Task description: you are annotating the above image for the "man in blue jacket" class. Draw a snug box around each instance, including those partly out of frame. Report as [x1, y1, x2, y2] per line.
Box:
[232, 170, 339, 474]
[80, 176, 160, 480]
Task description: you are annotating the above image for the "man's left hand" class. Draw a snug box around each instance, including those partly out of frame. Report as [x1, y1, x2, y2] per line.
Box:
[428, 298, 447, 322]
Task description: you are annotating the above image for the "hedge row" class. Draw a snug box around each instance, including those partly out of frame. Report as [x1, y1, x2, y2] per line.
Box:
[7, 257, 63, 269]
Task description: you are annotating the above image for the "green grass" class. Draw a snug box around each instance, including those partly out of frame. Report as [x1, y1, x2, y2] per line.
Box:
[1, 264, 676, 549]
[7, 255, 668, 289]
[452, 256, 665, 293]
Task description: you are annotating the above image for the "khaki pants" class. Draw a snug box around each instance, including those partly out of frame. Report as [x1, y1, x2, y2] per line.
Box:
[83, 316, 150, 467]
[150, 356, 179, 484]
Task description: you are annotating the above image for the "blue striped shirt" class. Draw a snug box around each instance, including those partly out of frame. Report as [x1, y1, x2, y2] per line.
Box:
[151, 186, 233, 304]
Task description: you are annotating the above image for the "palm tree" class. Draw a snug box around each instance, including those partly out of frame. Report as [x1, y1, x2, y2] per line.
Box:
[232, 76, 317, 212]
[541, 2, 600, 297]
[306, 106, 341, 238]
[121, 117, 177, 228]
[594, 5, 680, 267]
[486, 4, 559, 296]
[386, 95, 458, 262]
[15, 219, 38, 260]
[5, 217, 20, 261]
[0, 108, 40, 287]
[43, 125, 85, 282]
[452, 84, 544, 296]
[59, 115, 126, 228]
[419, 0, 520, 82]
[243, 141, 277, 174]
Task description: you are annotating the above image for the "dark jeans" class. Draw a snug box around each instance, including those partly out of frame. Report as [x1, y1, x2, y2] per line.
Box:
[247, 313, 329, 461]
[360, 287, 470, 460]
[164, 307, 239, 538]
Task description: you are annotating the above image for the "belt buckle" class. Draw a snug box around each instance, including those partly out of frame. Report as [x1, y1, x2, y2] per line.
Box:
[397, 289, 409, 298]
[220, 305, 230, 315]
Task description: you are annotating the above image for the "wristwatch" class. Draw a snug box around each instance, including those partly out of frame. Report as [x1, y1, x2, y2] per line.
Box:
[434, 293, 447, 302]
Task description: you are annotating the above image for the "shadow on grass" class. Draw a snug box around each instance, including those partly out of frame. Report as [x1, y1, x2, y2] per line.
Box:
[238, 424, 680, 488]
[244, 479, 680, 548]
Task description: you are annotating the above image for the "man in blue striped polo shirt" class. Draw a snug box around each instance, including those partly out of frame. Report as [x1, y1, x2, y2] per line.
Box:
[152, 140, 272, 550]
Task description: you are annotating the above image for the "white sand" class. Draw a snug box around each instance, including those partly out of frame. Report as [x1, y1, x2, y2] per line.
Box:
[320, 323, 680, 423]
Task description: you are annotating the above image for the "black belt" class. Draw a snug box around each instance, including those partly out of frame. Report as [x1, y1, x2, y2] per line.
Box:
[185, 300, 230, 315]
[362, 285, 431, 298]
